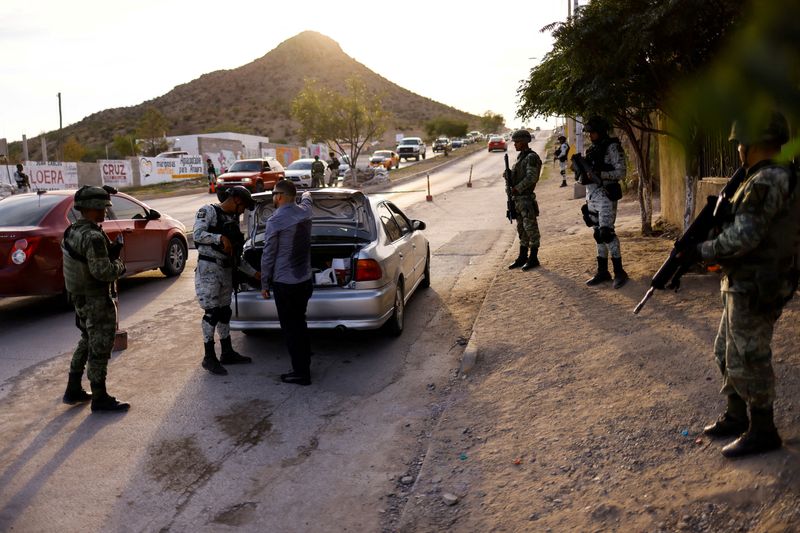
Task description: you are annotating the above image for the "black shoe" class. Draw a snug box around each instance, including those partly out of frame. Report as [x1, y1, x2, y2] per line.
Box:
[722, 407, 782, 458]
[704, 394, 748, 438]
[90, 382, 130, 413]
[611, 257, 628, 289]
[521, 248, 540, 271]
[63, 371, 92, 404]
[202, 340, 228, 375]
[586, 257, 611, 286]
[559, 180, 567, 188]
[508, 246, 529, 269]
[280, 372, 311, 386]
[219, 336, 252, 364]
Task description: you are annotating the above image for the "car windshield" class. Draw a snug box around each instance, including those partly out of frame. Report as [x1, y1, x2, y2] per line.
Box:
[399, 139, 419, 145]
[287, 160, 313, 171]
[0, 194, 63, 226]
[228, 161, 262, 172]
[373, 151, 392, 158]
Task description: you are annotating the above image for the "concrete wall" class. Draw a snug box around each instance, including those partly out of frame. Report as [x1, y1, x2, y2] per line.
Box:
[656, 126, 688, 228]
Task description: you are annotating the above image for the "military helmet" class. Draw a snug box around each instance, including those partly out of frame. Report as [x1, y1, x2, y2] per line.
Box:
[558, 135, 567, 142]
[584, 116, 610, 135]
[227, 185, 255, 210]
[511, 129, 532, 142]
[73, 185, 112, 210]
[729, 111, 790, 146]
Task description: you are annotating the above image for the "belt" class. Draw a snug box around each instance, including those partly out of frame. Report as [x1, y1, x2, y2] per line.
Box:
[198, 254, 232, 268]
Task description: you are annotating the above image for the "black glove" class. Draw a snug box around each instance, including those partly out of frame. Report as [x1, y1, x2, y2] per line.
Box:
[108, 235, 124, 260]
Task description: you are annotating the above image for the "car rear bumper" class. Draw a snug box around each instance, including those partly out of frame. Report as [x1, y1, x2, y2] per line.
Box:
[230, 282, 396, 330]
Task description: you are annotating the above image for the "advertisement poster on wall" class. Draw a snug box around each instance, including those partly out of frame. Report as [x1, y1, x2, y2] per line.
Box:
[99, 160, 133, 187]
[275, 146, 301, 168]
[24, 161, 79, 190]
[139, 155, 205, 185]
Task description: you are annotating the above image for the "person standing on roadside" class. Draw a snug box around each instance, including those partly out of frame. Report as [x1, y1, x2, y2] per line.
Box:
[14, 163, 30, 193]
[206, 158, 217, 193]
[311, 155, 325, 188]
[698, 112, 799, 458]
[554, 135, 570, 187]
[194, 186, 260, 375]
[506, 129, 543, 271]
[61, 186, 129, 412]
[582, 116, 628, 289]
[260, 180, 314, 386]
[327, 151, 340, 187]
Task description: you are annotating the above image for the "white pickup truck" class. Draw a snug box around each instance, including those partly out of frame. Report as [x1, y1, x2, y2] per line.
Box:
[396, 137, 427, 161]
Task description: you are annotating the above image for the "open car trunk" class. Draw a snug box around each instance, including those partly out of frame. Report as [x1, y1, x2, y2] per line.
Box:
[240, 190, 375, 289]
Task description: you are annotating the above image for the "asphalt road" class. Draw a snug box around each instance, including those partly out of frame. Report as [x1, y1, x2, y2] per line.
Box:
[0, 135, 548, 532]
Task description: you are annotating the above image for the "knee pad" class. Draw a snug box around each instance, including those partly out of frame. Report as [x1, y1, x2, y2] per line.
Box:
[560, 170, 566, 177]
[594, 226, 615, 244]
[203, 307, 221, 326]
[219, 305, 232, 324]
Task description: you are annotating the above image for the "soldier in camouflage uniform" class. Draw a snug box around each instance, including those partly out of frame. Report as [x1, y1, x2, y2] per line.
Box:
[194, 185, 260, 375]
[61, 186, 129, 412]
[582, 116, 629, 289]
[506, 129, 543, 271]
[698, 112, 798, 458]
[311, 156, 325, 188]
[554, 135, 570, 187]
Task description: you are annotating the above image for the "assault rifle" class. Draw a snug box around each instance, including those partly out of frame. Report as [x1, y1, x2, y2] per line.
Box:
[503, 154, 517, 223]
[571, 153, 602, 187]
[633, 166, 747, 314]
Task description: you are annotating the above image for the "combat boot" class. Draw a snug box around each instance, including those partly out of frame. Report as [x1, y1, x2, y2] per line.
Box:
[90, 381, 130, 413]
[219, 336, 252, 365]
[703, 394, 748, 438]
[508, 246, 528, 269]
[586, 257, 612, 286]
[611, 257, 629, 289]
[522, 247, 540, 270]
[62, 371, 92, 404]
[559, 176, 568, 187]
[722, 406, 782, 458]
[202, 340, 228, 375]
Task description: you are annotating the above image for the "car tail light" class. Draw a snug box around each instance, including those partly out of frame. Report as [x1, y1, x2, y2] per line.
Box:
[354, 259, 382, 281]
[10, 237, 41, 265]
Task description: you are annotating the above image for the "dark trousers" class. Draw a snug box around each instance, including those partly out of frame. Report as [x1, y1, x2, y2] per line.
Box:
[273, 279, 313, 376]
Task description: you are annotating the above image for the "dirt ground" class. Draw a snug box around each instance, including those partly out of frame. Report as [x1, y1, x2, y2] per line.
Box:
[392, 161, 800, 532]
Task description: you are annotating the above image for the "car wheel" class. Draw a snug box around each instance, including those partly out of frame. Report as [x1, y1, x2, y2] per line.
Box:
[385, 280, 405, 337]
[160, 237, 187, 277]
[255, 181, 265, 193]
[420, 248, 431, 289]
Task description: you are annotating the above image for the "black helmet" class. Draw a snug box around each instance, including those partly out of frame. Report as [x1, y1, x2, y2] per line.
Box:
[558, 135, 567, 142]
[73, 185, 112, 210]
[584, 116, 610, 135]
[228, 185, 255, 210]
[511, 129, 532, 142]
[729, 111, 790, 146]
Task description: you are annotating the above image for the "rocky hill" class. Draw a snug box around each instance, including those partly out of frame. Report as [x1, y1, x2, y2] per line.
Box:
[22, 31, 479, 159]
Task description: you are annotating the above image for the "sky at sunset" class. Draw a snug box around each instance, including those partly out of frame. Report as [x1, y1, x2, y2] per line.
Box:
[0, 0, 575, 143]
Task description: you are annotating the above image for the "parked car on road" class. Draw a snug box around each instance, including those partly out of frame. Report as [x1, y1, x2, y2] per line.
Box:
[232, 189, 430, 336]
[488, 136, 507, 152]
[284, 158, 328, 189]
[396, 137, 427, 161]
[368, 150, 400, 170]
[216, 158, 285, 193]
[432, 138, 451, 153]
[0, 190, 188, 297]
[451, 138, 464, 149]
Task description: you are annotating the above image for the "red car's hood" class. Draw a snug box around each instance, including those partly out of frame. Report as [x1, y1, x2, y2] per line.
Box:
[219, 172, 259, 179]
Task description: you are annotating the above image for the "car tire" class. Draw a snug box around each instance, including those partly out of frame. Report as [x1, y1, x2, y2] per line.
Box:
[255, 181, 265, 193]
[385, 280, 405, 337]
[420, 248, 431, 289]
[160, 237, 187, 277]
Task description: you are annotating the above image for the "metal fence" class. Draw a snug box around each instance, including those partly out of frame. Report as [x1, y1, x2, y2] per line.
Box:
[698, 130, 739, 178]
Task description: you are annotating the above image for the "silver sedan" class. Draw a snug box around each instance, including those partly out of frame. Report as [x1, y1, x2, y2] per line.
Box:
[230, 189, 430, 336]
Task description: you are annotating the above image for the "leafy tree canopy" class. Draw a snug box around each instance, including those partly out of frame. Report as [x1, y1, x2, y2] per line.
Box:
[136, 107, 170, 157]
[424, 116, 469, 139]
[479, 111, 505, 134]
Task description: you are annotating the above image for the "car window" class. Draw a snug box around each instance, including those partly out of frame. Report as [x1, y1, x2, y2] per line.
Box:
[386, 203, 411, 235]
[376, 203, 402, 242]
[262, 161, 270, 171]
[0, 194, 63, 226]
[287, 160, 313, 170]
[109, 196, 147, 220]
[229, 161, 262, 172]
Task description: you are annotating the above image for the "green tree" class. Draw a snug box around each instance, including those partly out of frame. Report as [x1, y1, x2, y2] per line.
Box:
[479, 111, 505, 134]
[62, 136, 87, 162]
[518, 0, 741, 234]
[292, 77, 390, 184]
[424, 116, 469, 139]
[136, 107, 170, 157]
[113, 134, 137, 157]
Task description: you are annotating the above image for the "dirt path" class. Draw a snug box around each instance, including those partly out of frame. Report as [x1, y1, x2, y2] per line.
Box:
[396, 160, 800, 532]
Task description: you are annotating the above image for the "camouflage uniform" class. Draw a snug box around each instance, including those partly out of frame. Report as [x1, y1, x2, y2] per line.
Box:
[311, 159, 325, 188]
[700, 162, 800, 409]
[508, 149, 543, 249]
[63, 219, 126, 384]
[585, 138, 626, 259]
[193, 203, 258, 344]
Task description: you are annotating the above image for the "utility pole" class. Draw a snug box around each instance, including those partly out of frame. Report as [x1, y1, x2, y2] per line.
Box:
[57, 92, 63, 162]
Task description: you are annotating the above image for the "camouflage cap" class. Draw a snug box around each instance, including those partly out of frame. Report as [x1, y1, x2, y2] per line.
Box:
[729, 111, 790, 146]
[73, 185, 112, 210]
[511, 129, 532, 142]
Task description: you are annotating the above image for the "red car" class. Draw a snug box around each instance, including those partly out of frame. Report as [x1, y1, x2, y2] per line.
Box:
[488, 136, 507, 152]
[0, 190, 188, 297]
[215, 158, 286, 193]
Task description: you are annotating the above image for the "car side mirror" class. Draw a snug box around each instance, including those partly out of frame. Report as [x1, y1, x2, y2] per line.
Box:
[412, 220, 426, 231]
[147, 209, 161, 220]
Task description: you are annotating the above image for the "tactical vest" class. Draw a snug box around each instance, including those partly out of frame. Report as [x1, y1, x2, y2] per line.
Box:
[61, 220, 115, 296]
[586, 137, 622, 178]
[206, 205, 245, 254]
[512, 149, 541, 194]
